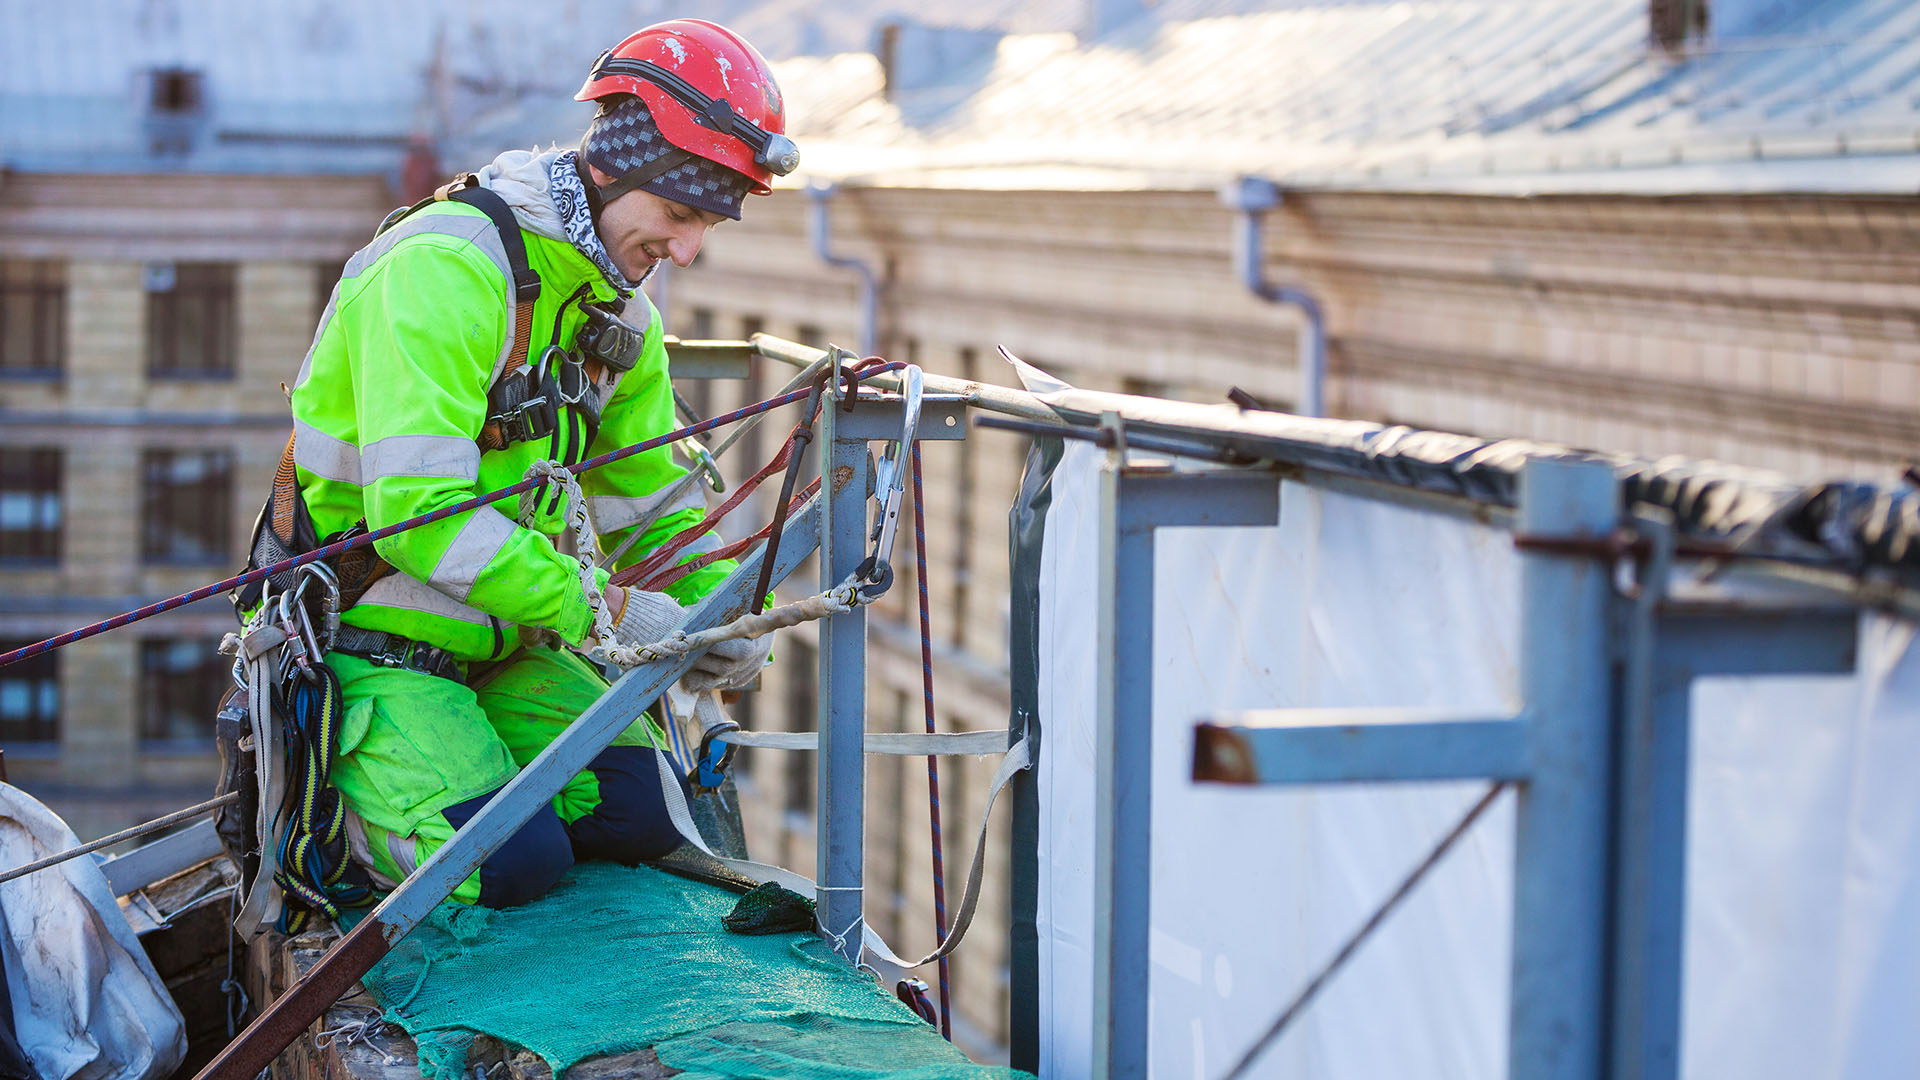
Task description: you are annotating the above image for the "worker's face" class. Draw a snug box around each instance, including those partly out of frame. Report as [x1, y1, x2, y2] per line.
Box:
[588, 164, 726, 278]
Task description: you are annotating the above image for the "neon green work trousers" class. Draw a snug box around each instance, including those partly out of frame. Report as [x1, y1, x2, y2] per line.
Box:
[325, 645, 680, 907]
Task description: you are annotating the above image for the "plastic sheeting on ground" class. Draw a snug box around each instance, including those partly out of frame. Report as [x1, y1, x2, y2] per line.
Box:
[354, 862, 1027, 1080]
[0, 785, 186, 1080]
[1030, 439, 1920, 1079]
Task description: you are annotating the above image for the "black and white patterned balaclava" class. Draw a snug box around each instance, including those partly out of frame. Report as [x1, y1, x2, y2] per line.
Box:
[582, 96, 753, 222]
[548, 151, 636, 292]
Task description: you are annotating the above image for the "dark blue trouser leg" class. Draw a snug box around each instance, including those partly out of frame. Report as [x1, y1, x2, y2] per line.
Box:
[566, 746, 690, 865]
[440, 788, 574, 908]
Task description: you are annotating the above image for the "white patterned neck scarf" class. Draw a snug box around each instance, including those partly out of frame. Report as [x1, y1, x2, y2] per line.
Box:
[548, 150, 642, 294]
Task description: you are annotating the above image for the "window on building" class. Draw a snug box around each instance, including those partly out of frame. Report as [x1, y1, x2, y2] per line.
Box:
[0, 640, 58, 744]
[740, 316, 768, 482]
[146, 262, 236, 378]
[149, 68, 204, 113]
[784, 641, 817, 817]
[0, 449, 61, 563]
[682, 307, 718, 418]
[141, 448, 233, 564]
[140, 638, 227, 745]
[314, 259, 344, 325]
[0, 261, 65, 378]
[953, 347, 978, 648]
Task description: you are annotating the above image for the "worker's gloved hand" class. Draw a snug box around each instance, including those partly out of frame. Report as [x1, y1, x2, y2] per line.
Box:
[603, 584, 685, 649]
[682, 633, 772, 692]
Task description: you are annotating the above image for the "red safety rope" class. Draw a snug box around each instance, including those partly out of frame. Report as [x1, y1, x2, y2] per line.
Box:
[638, 476, 823, 593]
[615, 414, 812, 587]
[0, 361, 907, 672]
[613, 356, 891, 592]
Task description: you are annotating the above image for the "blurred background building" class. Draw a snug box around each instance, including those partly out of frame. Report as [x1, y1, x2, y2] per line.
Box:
[2, 0, 1916, 1062]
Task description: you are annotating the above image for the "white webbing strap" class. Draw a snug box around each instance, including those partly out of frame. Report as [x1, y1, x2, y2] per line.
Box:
[642, 721, 1032, 976]
[221, 622, 291, 939]
[857, 736, 1031, 972]
[715, 728, 1014, 756]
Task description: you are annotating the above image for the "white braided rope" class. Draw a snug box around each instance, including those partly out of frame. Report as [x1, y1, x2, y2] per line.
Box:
[520, 460, 622, 651]
[600, 579, 868, 669]
[520, 459, 873, 672]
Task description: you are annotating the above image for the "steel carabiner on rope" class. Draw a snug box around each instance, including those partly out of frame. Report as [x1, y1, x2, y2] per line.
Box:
[853, 364, 923, 598]
[676, 437, 727, 493]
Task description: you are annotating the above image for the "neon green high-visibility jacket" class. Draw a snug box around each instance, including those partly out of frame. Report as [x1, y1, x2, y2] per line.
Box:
[289, 187, 730, 661]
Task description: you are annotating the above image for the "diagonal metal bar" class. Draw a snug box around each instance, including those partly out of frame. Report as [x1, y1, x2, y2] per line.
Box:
[195, 496, 825, 1080]
[1220, 781, 1512, 1080]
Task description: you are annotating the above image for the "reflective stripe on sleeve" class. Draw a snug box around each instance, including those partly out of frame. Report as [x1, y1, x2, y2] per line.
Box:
[361, 434, 480, 483]
[356, 573, 491, 626]
[428, 507, 518, 602]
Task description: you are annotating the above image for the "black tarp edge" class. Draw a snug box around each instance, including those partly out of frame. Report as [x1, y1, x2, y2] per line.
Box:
[1031, 387, 1919, 579]
[1004, 430, 1064, 1074]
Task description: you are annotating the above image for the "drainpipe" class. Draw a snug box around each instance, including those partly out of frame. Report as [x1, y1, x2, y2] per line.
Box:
[1220, 175, 1327, 418]
[806, 180, 879, 357]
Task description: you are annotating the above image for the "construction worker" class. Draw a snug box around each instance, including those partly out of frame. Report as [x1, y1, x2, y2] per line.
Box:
[276, 20, 796, 908]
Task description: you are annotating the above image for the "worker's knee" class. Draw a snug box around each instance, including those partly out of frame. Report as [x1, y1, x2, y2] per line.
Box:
[567, 747, 685, 865]
[441, 788, 573, 908]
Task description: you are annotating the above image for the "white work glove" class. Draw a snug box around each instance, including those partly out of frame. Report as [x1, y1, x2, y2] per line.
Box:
[605, 585, 686, 648]
[682, 633, 772, 692]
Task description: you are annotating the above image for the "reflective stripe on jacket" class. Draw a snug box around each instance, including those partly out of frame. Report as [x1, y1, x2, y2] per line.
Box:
[291, 199, 730, 661]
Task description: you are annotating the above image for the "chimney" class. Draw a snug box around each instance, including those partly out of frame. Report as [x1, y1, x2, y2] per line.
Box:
[1652, 0, 1790, 51]
[871, 18, 1005, 102]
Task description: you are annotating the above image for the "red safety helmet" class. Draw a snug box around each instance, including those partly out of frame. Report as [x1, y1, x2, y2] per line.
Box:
[577, 19, 797, 195]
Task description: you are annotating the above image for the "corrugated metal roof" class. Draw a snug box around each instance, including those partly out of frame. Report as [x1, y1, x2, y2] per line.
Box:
[24, 0, 1908, 194]
[775, 0, 1920, 195]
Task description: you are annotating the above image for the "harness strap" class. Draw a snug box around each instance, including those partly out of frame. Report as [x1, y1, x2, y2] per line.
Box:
[430, 174, 549, 452]
[271, 431, 300, 542]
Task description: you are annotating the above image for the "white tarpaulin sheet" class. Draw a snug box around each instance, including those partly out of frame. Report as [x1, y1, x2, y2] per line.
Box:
[0, 785, 186, 1080]
[1032, 441, 1920, 1079]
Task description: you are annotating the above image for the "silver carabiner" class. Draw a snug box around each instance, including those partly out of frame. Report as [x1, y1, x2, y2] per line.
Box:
[274, 589, 313, 682]
[855, 365, 923, 596]
[677, 437, 727, 493]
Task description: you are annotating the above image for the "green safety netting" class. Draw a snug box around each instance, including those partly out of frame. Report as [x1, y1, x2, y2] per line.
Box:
[353, 862, 1030, 1080]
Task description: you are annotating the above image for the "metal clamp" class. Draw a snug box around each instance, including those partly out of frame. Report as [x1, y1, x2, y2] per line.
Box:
[690, 690, 739, 791]
[853, 364, 923, 597]
[692, 721, 740, 790]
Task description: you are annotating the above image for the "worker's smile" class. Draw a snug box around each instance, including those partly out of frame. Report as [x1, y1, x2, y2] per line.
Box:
[586, 172, 726, 281]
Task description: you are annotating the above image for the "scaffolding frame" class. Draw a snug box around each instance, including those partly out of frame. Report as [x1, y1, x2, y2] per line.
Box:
[186, 333, 1910, 1079]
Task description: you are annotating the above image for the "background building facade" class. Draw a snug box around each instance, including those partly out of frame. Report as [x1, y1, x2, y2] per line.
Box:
[2, 0, 1916, 1065]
